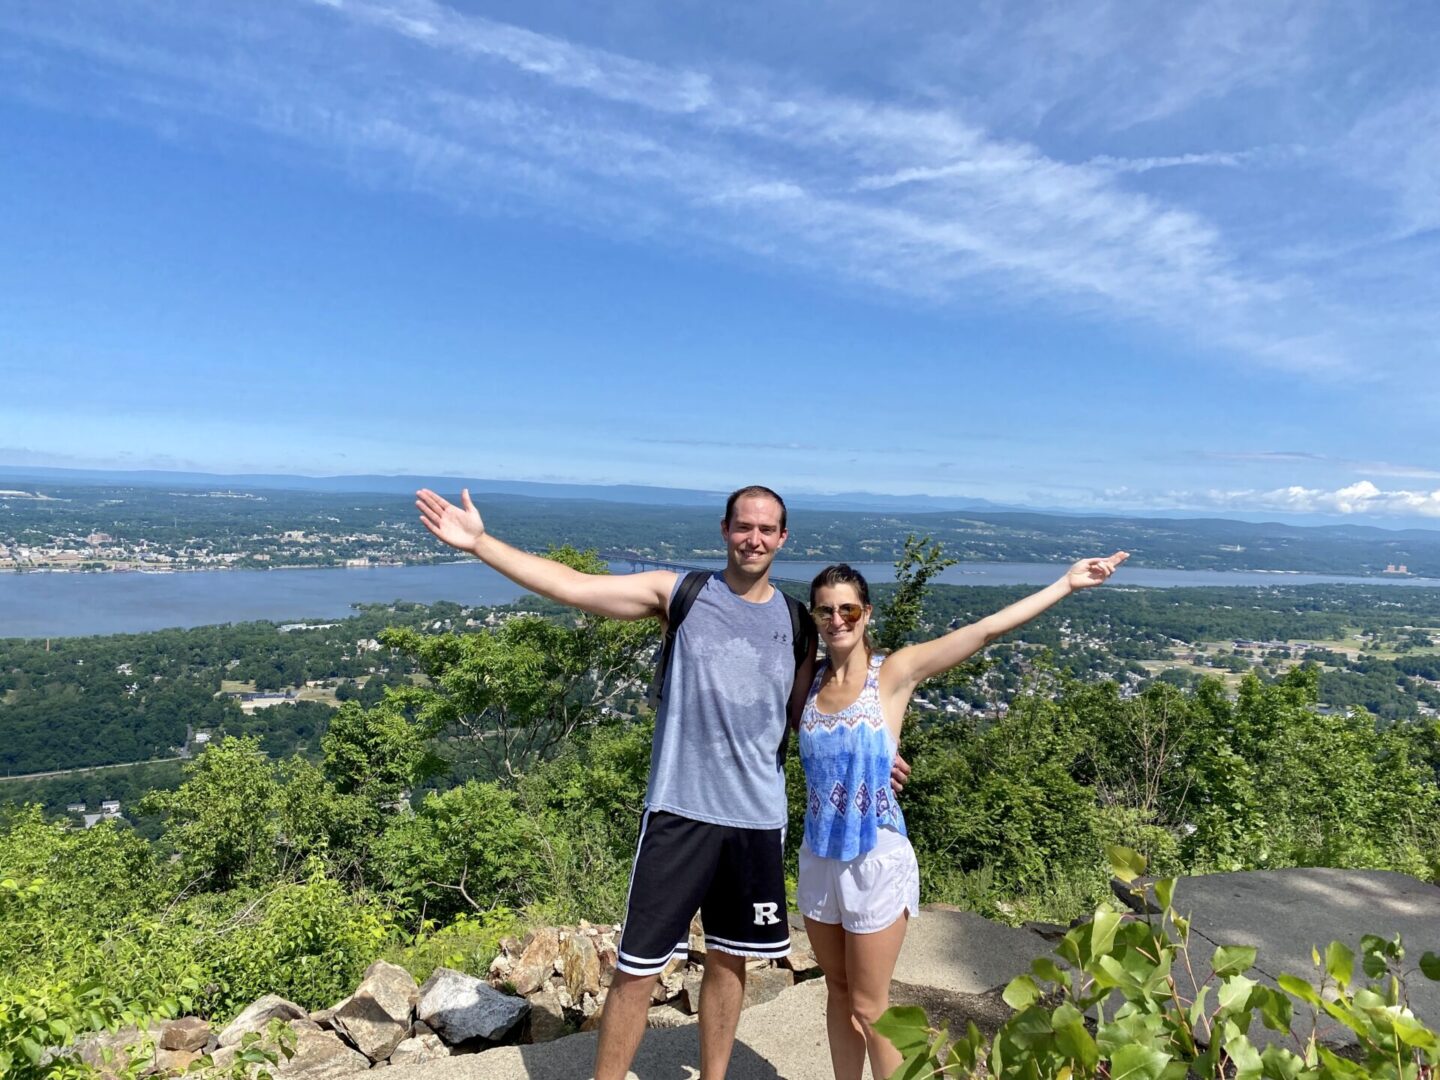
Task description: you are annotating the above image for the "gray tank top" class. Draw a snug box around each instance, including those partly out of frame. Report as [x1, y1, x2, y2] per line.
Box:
[645, 572, 793, 829]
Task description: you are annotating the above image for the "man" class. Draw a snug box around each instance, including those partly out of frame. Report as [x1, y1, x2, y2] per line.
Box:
[415, 484, 893, 1079]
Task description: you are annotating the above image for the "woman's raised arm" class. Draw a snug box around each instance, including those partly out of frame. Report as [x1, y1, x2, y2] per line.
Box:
[881, 552, 1128, 700]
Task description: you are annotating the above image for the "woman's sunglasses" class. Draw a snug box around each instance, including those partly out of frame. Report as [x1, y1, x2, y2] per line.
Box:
[811, 602, 864, 625]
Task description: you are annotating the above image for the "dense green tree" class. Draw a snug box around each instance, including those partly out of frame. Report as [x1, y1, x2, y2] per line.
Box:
[379, 547, 657, 780]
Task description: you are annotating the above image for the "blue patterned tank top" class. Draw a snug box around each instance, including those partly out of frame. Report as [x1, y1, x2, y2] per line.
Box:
[799, 654, 907, 860]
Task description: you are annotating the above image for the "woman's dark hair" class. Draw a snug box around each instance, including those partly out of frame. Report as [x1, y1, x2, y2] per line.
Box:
[809, 563, 876, 657]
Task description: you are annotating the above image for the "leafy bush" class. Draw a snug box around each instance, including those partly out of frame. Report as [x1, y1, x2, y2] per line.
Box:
[184, 868, 388, 1016]
[877, 848, 1440, 1080]
[371, 781, 545, 924]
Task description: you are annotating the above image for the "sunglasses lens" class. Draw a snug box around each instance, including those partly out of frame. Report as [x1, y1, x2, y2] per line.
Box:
[839, 604, 862, 622]
[811, 603, 863, 625]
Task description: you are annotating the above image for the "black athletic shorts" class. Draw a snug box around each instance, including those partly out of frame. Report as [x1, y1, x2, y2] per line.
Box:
[616, 810, 791, 977]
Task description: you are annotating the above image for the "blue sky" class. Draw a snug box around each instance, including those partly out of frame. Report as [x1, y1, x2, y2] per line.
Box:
[3, 0, 1440, 522]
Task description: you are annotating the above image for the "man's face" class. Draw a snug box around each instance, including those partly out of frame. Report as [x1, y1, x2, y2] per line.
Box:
[722, 495, 787, 577]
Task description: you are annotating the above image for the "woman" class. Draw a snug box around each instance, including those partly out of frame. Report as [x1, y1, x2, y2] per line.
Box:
[797, 552, 1128, 1080]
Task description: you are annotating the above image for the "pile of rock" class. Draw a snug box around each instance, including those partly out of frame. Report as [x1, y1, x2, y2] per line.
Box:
[73, 917, 821, 1077]
[486, 916, 821, 1039]
[74, 961, 528, 1077]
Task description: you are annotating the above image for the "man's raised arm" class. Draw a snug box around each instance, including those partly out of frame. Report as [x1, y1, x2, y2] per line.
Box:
[416, 488, 675, 621]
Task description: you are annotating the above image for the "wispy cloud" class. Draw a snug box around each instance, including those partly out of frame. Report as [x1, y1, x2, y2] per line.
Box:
[1205, 451, 1440, 481]
[1, 0, 1432, 384]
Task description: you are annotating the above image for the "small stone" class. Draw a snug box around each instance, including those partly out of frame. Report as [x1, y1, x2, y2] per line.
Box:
[219, 995, 307, 1047]
[158, 1017, 211, 1052]
[525, 985, 569, 1044]
[511, 927, 561, 996]
[646, 1005, 697, 1029]
[151, 1047, 202, 1074]
[388, 1033, 449, 1067]
[679, 969, 704, 1015]
[275, 1027, 370, 1077]
[597, 945, 619, 986]
[560, 933, 602, 999]
[332, 959, 420, 1062]
[742, 966, 795, 1010]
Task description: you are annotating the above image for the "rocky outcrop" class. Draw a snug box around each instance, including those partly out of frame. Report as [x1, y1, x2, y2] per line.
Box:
[218, 995, 308, 1047]
[418, 967, 530, 1046]
[332, 961, 421, 1061]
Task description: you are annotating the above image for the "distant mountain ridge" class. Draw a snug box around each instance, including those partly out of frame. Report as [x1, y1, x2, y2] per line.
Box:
[0, 465, 1023, 513]
[2, 464, 1438, 536]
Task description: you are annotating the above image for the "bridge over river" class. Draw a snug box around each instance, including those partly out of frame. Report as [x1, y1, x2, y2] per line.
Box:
[598, 551, 808, 583]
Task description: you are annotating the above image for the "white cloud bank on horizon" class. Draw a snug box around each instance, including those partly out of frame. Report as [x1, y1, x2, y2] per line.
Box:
[1100, 480, 1440, 519]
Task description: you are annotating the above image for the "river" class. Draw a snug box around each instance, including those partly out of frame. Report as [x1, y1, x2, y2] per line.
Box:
[3, 560, 1438, 640]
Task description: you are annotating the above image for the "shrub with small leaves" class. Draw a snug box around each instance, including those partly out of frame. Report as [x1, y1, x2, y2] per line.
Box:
[875, 847, 1440, 1080]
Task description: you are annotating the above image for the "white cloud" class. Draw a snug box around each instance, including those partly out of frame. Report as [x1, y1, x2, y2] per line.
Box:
[1095, 480, 1440, 519]
[0, 0, 1430, 384]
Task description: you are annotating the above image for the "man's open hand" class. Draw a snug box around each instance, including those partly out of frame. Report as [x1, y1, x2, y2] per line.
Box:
[417, 488, 486, 554]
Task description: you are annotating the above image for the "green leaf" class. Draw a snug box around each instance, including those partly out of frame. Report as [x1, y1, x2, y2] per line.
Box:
[1053, 1016, 1099, 1072]
[1277, 973, 1321, 1006]
[1217, 974, 1257, 1016]
[1154, 877, 1176, 913]
[1225, 1030, 1264, 1080]
[1420, 952, 1440, 981]
[1110, 1043, 1171, 1080]
[1090, 905, 1123, 962]
[872, 1005, 933, 1054]
[18, 1037, 44, 1065]
[1390, 1012, 1439, 1050]
[1361, 950, 1387, 979]
[1212, 945, 1258, 977]
[1325, 942, 1354, 989]
[1254, 986, 1293, 1033]
[1003, 975, 1042, 1010]
[1259, 1044, 1305, 1080]
[1031, 957, 1069, 987]
[1108, 845, 1148, 884]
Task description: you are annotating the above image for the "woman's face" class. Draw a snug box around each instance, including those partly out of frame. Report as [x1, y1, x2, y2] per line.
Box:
[811, 582, 871, 652]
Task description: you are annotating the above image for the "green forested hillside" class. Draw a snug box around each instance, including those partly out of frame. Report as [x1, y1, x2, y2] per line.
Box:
[3, 549, 1439, 1079]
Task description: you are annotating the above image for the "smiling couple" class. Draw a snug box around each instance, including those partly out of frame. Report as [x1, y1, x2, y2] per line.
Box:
[416, 484, 1125, 1080]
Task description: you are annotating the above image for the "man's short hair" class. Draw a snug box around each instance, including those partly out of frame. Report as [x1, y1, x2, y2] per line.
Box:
[724, 485, 787, 531]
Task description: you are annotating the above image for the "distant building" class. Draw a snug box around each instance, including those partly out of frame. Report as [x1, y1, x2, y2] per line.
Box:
[66, 802, 86, 814]
[83, 802, 123, 828]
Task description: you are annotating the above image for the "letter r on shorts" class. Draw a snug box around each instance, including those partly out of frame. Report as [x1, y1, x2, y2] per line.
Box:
[753, 902, 780, 926]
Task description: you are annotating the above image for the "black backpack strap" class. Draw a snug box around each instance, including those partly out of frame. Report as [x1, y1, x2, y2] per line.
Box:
[783, 591, 816, 673]
[779, 591, 817, 755]
[645, 571, 710, 709]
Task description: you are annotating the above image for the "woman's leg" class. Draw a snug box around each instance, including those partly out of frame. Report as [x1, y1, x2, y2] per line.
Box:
[845, 912, 909, 1079]
[804, 916, 867, 1080]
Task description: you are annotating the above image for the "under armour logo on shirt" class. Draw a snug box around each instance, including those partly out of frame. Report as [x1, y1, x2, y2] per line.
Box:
[753, 902, 780, 926]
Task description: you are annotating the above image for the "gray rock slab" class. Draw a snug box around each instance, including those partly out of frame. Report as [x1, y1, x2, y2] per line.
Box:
[334, 959, 420, 1062]
[418, 967, 530, 1045]
[276, 1027, 371, 1078]
[219, 995, 308, 1047]
[1168, 868, 1440, 1048]
[893, 906, 1053, 994]
[158, 1017, 211, 1052]
[378, 979, 836, 1080]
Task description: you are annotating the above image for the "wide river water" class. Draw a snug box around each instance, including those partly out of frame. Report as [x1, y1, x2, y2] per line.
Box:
[3, 560, 1439, 640]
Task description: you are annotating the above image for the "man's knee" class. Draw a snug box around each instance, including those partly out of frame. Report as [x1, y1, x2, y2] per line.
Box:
[702, 950, 748, 980]
[609, 969, 663, 1000]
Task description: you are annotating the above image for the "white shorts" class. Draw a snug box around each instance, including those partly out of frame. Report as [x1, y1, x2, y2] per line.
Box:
[798, 829, 921, 934]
